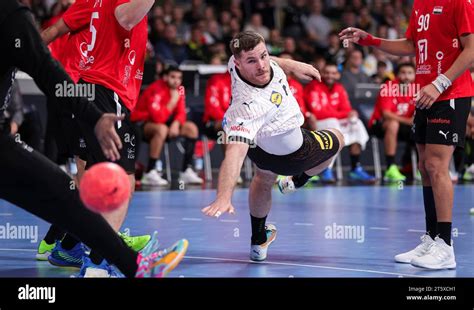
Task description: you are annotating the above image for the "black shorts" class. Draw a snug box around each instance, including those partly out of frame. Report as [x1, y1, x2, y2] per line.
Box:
[203, 121, 222, 140]
[413, 97, 471, 148]
[247, 128, 340, 176]
[370, 120, 413, 142]
[75, 80, 136, 173]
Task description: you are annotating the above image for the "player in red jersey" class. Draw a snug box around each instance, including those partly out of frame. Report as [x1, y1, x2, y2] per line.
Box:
[37, 0, 166, 277]
[203, 71, 231, 143]
[132, 66, 203, 186]
[340, 0, 474, 270]
[369, 62, 417, 183]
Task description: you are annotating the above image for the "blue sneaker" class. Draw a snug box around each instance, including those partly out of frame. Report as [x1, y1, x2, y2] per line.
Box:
[48, 241, 85, 268]
[73, 256, 124, 278]
[349, 165, 376, 183]
[320, 168, 336, 184]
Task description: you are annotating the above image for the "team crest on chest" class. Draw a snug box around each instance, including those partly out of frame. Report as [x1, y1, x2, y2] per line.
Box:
[270, 91, 283, 106]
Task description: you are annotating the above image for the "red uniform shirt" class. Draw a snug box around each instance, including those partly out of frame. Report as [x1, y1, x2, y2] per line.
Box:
[131, 80, 187, 125]
[288, 77, 306, 116]
[369, 80, 416, 127]
[406, 0, 474, 102]
[203, 72, 231, 123]
[303, 80, 352, 120]
[72, 0, 146, 111]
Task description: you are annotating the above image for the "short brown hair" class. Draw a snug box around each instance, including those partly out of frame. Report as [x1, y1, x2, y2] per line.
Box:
[229, 31, 265, 58]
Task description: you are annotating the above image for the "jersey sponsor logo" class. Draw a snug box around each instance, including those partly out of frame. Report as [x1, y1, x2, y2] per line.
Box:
[128, 50, 136, 65]
[433, 6, 443, 14]
[310, 131, 333, 150]
[436, 51, 444, 75]
[416, 64, 432, 75]
[230, 118, 250, 134]
[270, 91, 283, 106]
[438, 130, 449, 140]
[135, 69, 143, 80]
[428, 118, 451, 125]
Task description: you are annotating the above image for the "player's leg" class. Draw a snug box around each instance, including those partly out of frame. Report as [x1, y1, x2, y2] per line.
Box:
[249, 167, 278, 261]
[141, 122, 169, 186]
[179, 121, 203, 184]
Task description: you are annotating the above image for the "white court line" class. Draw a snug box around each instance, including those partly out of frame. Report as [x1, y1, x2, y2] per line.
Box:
[184, 255, 429, 278]
[294, 223, 314, 226]
[369, 227, 389, 230]
[0, 248, 36, 252]
[145, 216, 165, 220]
[182, 218, 202, 222]
[0, 213, 12, 216]
[219, 219, 239, 223]
[407, 229, 425, 233]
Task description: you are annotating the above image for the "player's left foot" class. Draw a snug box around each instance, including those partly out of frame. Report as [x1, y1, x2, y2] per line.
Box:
[411, 237, 456, 270]
[278, 176, 296, 194]
[250, 224, 277, 262]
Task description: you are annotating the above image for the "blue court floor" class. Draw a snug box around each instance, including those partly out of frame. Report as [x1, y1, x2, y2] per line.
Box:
[0, 184, 473, 278]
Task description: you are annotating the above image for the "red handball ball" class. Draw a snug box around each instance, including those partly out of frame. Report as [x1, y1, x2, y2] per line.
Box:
[79, 163, 131, 213]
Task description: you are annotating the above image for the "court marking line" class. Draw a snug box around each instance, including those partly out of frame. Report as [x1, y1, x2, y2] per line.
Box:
[294, 223, 314, 226]
[145, 216, 165, 220]
[0, 248, 36, 252]
[408, 229, 466, 235]
[0, 213, 13, 216]
[182, 218, 202, 222]
[219, 219, 239, 223]
[369, 227, 389, 230]
[184, 255, 429, 278]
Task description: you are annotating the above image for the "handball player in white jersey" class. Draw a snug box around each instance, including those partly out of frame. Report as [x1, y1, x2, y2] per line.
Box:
[202, 31, 345, 261]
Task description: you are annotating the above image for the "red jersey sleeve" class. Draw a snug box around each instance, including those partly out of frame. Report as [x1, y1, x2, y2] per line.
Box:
[62, 0, 91, 31]
[455, 0, 474, 36]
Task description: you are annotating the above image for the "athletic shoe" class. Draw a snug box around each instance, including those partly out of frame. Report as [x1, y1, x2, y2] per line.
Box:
[48, 241, 85, 268]
[179, 167, 204, 184]
[411, 237, 456, 270]
[250, 224, 277, 262]
[308, 175, 320, 183]
[349, 165, 376, 183]
[278, 176, 296, 194]
[320, 168, 336, 184]
[383, 164, 406, 182]
[141, 169, 168, 186]
[73, 256, 123, 278]
[36, 240, 55, 261]
[394, 234, 435, 263]
[118, 232, 151, 252]
[136, 232, 189, 278]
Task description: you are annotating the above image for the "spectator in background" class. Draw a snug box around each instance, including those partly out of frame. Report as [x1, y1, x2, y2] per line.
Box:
[150, 17, 166, 45]
[282, 0, 307, 39]
[357, 6, 375, 33]
[244, 13, 270, 41]
[206, 19, 223, 44]
[368, 62, 416, 182]
[340, 10, 357, 30]
[173, 6, 191, 42]
[131, 66, 203, 186]
[223, 17, 242, 57]
[250, 0, 277, 29]
[187, 23, 209, 62]
[310, 54, 327, 72]
[304, 62, 375, 184]
[305, 0, 332, 49]
[340, 49, 371, 109]
[324, 0, 346, 20]
[184, 0, 206, 25]
[364, 47, 394, 78]
[219, 10, 233, 36]
[266, 29, 284, 55]
[324, 31, 346, 66]
[155, 23, 189, 65]
[371, 60, 394, 84]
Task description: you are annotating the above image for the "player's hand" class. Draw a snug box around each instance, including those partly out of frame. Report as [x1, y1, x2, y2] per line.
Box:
[339, 27, 369, 45]
[292, 62, 321, 82]
[10, 121, 18, 135]
[168, 121, 180, 138]
[201, 200, 235, 218]
[94, 113, 124, 162]
[167, 89, 180, 110]
[415, 84, 441, 110]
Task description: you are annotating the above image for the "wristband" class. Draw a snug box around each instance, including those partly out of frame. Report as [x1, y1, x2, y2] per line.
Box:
[358, 34, 382, 47]
[431, 74, 452, 94]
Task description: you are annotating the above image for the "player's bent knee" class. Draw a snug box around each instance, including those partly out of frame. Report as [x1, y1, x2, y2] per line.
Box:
[326, 128, 345, 150]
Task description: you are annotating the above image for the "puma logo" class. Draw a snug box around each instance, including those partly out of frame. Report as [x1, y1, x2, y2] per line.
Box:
[439, 130, 449, 139]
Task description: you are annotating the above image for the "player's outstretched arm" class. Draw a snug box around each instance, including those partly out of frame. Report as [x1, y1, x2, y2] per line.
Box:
[339, 27, 415, 57]
[115, 0, 155, 31]
[271, 56, 321, 82]
[202, 141, 249, 218]
[41, 18, 70, 45]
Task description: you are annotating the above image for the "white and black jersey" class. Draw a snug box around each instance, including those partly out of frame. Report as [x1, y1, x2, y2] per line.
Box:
[223, 56, 304, 155]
